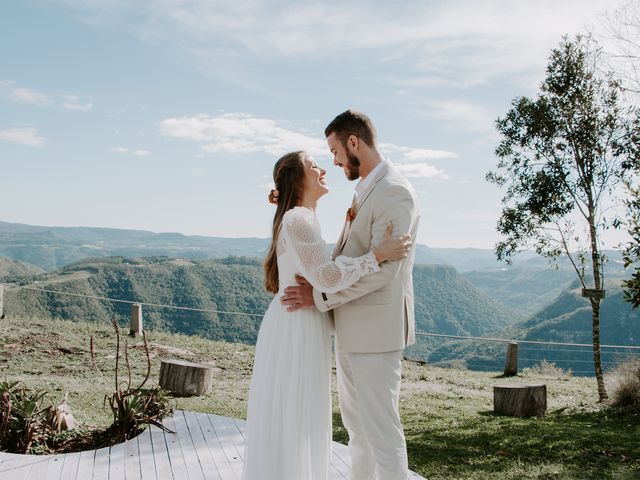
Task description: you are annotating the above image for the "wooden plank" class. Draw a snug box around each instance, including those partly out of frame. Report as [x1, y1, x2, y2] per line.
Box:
[183, 411, 223, 480]
[329, 462, 349, 480]
[0, 412, 426, 480]
[137, 424, 157, 479]
[0, 453, 36, 480]
[108, 440, 127, 480]
[209, 415, 244, 474]
[74, 449, 95, 480]
[43, 455, 65, 480]
[330, 442, 351, 478]
[171, 411, 206, 480]
[214, 415, 244, 462]
[124, 434, 141, 480]
[409, 471, 425, 479]
[161, 414, 190, 480]
[194, 412, 236, 480]
[148, 422, 173, 480]
[206, 414, 242, 479]
[58, 452, 81, 480]
[25, 455, 51, 480]
[93, 446, 110, 480]
[231, 419, 246, 439]
[330, 440, 425, 480]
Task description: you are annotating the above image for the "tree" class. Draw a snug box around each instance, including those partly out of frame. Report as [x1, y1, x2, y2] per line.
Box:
[604, 1, 640, 306]
[487, 36, 639, 401]
[603, 0, 640, 94]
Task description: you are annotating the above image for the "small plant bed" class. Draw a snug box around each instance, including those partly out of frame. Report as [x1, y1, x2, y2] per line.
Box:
[1, 320, 172, 454]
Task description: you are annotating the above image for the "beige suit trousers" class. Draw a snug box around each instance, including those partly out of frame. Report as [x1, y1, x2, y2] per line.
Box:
[336, 341, 408, 480]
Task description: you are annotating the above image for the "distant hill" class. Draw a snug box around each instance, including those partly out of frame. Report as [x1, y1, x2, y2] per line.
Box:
[463, 267, 578, 320]
[4, 257, 515, 349]
[462, 254, 627, 320]
[0, 220, 584, 272]
[0, 221, 271, 271]
[0, 256, 45, 282]
[426, 280, 640, 375]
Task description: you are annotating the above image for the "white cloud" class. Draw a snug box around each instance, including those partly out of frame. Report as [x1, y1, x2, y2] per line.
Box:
[416, 99, 498, 134]
[0, 128, 46, 147]
[160, 113, 456, 181]
[395, 163, 449, 179]
[57, 0, 619, 89]
[379, 142, 454, 180]
[10, 88, 52, 107]
[379, 143, 457, 162]
[111, 146, 151, 156]
[159, 113, 327, 157]
[62, 95, 93, 111]
[1, 81, 93, 111]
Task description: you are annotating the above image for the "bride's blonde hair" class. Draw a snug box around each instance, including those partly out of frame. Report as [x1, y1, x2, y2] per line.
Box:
[264, 151, 305, 293]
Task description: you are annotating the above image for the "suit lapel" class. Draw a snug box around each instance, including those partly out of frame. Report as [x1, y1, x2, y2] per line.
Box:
[333, 195, 356, 259]
[332, 221, 349, 259]
[334, 163, 391, 257]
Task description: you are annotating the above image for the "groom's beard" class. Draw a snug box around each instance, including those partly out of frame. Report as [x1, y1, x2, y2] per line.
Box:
[345, 151, 360, 181]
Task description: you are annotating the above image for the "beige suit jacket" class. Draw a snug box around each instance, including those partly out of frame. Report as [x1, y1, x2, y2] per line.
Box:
[312, 162, 420, 353]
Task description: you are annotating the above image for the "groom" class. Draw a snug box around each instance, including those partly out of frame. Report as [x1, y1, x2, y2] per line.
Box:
[282, 110, 420, 479]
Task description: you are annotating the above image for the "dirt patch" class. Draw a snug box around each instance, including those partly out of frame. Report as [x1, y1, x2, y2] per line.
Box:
[130, 342, 195, 359]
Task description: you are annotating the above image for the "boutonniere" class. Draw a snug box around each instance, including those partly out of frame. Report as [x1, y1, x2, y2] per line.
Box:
[346, 207, 356, 223]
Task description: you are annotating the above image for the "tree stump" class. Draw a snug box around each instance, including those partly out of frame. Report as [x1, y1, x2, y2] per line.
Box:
[159, 359, 213, 396]
[494, 384, 547, 417]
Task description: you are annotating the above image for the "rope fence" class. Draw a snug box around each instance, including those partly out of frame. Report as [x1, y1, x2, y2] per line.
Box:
[2, 282, 639, 376]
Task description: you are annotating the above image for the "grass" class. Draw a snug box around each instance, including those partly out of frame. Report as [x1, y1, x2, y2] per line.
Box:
[1, 315, 639, 479]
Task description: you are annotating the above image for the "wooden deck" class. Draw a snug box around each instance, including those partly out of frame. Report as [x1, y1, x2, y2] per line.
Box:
[0, 410, 425, 479]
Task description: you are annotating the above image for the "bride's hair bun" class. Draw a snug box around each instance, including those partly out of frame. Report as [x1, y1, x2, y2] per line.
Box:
[268, 188, 279, 205]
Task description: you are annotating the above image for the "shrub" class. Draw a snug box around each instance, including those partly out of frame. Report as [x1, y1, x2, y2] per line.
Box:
[0, 381, 54, 453]
[610, 358, 640, 410]
[91, 320, 172, 443]
[526, 359, 572, 378]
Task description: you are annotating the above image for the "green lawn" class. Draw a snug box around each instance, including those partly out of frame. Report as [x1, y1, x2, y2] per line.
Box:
[1, 315, 638, 479]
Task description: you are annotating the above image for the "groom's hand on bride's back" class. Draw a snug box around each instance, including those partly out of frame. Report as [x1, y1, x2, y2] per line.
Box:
[281, 274, 315, 312]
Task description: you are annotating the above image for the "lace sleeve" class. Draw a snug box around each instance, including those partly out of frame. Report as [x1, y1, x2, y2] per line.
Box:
[281, 207, 380, 294]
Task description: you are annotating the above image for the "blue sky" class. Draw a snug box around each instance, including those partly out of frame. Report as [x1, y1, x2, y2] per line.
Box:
[0, 0, 623, 248]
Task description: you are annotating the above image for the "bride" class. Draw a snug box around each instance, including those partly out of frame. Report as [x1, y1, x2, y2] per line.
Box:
[241, 150, 411, 479]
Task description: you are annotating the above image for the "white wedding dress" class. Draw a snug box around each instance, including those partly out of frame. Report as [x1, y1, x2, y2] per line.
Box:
[242, 206, 380, 480]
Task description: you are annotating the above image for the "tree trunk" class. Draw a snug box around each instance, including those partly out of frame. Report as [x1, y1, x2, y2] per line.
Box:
[588, 215, 608, 401]
[591, 298, 608, 401]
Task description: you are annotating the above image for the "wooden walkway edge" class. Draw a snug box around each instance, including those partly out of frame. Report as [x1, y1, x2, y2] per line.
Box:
[0, 410, 425, 479]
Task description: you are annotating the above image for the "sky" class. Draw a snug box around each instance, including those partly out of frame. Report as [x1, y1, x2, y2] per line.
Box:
[0, 0, 629, 248]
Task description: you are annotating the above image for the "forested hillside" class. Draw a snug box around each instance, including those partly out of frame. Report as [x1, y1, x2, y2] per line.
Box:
[4, 257, 515, 350]
[0, 256, 44, 281]
[426, 281, 640, 374]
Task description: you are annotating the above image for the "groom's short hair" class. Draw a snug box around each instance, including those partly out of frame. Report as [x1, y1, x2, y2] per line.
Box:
[325, 110, 377, 147]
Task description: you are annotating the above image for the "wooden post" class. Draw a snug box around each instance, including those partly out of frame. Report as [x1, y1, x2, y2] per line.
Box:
[159, 359, 213, 396]
[130, 303, 143, 337]
[494, 384, 547, 417]
[504, 342, 518, 377]
[0, 284, 4, 319]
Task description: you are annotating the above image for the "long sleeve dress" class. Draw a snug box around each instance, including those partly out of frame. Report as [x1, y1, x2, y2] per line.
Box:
[241, 207, 380, 480]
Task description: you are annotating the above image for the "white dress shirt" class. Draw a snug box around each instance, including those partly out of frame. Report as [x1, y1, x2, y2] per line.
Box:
[355, 159, 389, 203]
